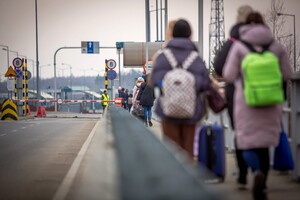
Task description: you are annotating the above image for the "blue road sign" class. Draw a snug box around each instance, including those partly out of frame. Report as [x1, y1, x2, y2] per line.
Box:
[81, 41, 99, 54]
[107, 69, 117, 80]
[16, 69, 22, 78]
[87, 41, 94, 53]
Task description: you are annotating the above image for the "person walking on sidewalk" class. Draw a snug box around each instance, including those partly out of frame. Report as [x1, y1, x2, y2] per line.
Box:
[101, 90, 110, 112]
[223, 12, 292, 200]
[214, 5, 253, 188]
[150, 19, 210, 159]
[136, 74, 155, 127]
[131, 77, 144, 112]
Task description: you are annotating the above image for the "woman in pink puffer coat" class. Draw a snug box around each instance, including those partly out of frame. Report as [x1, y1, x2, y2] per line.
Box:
[223, 12, 292, 200]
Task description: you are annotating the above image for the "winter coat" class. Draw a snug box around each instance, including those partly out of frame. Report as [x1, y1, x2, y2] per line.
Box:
[214, 23, 243, 76]
[132, 83, 142, 107]
[136, 82, 155, 107]
[150, 38, 211, 124]
[213, 23, 244, 129]
[223, 24, 293, 150]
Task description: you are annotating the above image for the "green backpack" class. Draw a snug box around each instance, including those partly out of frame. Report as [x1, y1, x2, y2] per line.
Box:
[241, 41, 284, 107]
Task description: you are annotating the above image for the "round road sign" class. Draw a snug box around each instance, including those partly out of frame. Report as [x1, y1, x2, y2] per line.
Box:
[107, 69, 117, 80]
[13, 57, 23, 69]
[57, 98, 63, 104]
[106, 59, 116, 69]
[27, 71, 32, 80]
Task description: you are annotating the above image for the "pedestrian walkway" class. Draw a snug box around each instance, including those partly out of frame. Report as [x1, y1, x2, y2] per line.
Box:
[149, 119, 300, 200]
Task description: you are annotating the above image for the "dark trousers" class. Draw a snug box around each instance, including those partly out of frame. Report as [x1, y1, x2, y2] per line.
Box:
[235, 138, 248, 183]
[242, 148, 270, 186]
[142, 105, 152, 122]
[127, 104, 132, 112]
[162, 121, 195, 159]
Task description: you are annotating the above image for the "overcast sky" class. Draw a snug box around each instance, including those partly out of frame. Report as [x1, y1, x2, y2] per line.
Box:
[0, 0, 299, 80]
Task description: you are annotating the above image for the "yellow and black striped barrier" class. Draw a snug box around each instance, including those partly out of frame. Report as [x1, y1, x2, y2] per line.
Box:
[105, 61, 108, 92]
[1, 99, 18, 120]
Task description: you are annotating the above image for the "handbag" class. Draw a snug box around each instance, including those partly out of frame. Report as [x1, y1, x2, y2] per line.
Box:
[132, 104, 144, 117]
[206, 85, 227, 113]
[273, 123, 294, 171]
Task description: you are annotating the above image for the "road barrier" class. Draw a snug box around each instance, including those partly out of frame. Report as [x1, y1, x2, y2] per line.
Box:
[12, 99, 121, 104]
[0, 99, 18, 120]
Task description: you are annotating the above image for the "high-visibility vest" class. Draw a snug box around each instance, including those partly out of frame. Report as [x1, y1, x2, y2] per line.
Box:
[102, 94, 110, 106]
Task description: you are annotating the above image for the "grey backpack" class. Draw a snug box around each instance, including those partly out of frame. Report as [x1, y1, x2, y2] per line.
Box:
[160, 49, 199, 119]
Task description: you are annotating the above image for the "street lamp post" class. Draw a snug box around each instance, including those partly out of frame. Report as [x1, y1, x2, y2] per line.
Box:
[279, 34, 293, 60]
[277, 13, 296, 71]
[0, 45, 10, 68]
[61, 63, 72, 88]
[77, 68, 93, 91]
[2, 48, 18, 58]
[27, 59, 36, 90]
[40, 64, 51, 80]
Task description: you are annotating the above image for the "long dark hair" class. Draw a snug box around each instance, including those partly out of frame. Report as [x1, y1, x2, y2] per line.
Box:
[245, 12, 265, 25]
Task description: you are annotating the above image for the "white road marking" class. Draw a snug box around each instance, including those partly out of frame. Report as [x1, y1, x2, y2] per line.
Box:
[0, 134, 6, 136]
[52, 120, 100, 200]
[12, 130, 17, 132]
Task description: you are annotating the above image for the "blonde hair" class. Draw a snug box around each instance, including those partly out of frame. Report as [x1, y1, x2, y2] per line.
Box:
[136, 77, 144, 84]
[236, 5, 253, 23]
[165, 20, 177, 41]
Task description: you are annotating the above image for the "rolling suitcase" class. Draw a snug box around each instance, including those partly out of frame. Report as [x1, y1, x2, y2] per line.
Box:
[198, 123, 225, 181]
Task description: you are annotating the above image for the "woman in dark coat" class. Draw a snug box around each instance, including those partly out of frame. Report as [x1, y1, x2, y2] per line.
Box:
[136, 74, 155, 127]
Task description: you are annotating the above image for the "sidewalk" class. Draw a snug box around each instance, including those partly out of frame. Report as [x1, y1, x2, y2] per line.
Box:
[149, 120, 300, 200]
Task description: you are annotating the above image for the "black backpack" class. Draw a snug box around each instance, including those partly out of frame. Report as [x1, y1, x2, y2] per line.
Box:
[213, 38, 235, 76]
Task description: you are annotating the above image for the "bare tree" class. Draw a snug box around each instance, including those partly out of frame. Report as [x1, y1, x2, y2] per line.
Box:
[264, 0, 286, 38]
[264, 0, 300, 71]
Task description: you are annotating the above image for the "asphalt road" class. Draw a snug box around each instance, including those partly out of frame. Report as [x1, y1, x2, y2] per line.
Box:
[0, 118, 98, 200]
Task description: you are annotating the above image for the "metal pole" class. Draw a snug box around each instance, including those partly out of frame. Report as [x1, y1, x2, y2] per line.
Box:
[293, 15, 296, 72]
[160, 0, 163, 41]
[145, 0, 150, 73]
[35, 0, 40, 100]
[156, 0, 159, 41]
[70, 66, 72, 99]
[118, 49, 121, 86]
[198, 0, 203, 58]
[146, 0, 150, 42]
[164, 0, 168, 34]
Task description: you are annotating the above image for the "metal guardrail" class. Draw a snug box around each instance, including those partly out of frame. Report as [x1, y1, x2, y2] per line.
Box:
[290, 72, 300, 181]
[107, 104, 222, 200]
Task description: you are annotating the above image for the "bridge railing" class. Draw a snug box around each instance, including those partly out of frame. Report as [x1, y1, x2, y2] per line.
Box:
[290, 72, 300, 181]
[107, 104, 223, 200]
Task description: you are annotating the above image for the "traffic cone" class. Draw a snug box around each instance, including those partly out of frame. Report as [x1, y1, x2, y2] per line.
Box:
[36, 106, 46, 117]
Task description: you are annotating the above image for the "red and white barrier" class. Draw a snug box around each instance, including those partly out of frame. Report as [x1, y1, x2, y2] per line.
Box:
[12, 99, 121, 104]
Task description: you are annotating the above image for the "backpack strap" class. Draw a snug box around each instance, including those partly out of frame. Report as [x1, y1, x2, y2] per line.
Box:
[182, 51, 198, 69]
[163, 48, 199, 70]
[240, 40, 273, 54]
